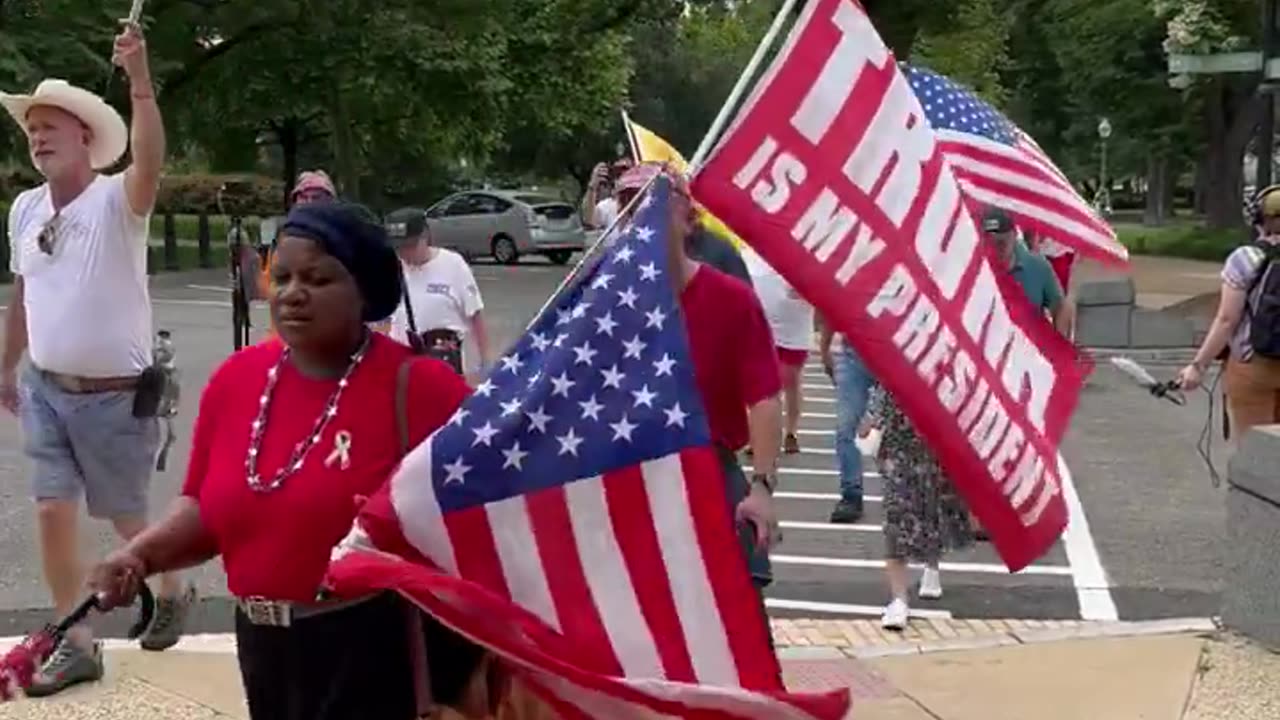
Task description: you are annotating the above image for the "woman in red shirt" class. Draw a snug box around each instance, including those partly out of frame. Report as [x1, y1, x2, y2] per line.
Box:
[88, 202, 470, 719]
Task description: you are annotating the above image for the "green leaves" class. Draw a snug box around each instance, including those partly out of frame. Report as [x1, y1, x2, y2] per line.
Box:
[911, 0, 1012, 106]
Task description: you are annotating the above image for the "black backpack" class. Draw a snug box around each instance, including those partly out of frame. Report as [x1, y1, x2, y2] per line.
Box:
[1248, 242, 1280, 358]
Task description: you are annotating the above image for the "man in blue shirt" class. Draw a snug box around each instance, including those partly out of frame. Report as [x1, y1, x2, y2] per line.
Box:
[981, 207, 1068, 333]
[968, 207, 1069, 541]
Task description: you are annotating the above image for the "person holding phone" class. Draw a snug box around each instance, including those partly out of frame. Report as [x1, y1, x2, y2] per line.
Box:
[579, 157, 633, 229]
[0, 22, 194, 695]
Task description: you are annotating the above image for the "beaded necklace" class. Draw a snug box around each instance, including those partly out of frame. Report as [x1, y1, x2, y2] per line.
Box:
[245, 335, 371, 493]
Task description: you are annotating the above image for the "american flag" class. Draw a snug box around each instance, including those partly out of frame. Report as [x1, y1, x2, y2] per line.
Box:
[327, 176, 849, 719]
[903, 64, 1128, 265]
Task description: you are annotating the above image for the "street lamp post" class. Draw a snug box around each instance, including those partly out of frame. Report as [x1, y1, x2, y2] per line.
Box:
[1097, 117, 1113, 216]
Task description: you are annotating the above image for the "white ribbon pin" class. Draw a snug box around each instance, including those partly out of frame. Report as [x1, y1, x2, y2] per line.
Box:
[325, 430, 353, 470]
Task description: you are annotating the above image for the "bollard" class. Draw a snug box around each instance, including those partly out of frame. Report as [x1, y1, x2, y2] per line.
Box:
[163, 213, 180, 272]
[1223, 425, 1280, 651]
[197, 213, 212, 269]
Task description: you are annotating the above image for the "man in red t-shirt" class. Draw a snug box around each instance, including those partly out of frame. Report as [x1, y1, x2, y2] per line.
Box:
[658, 170, 783, 594]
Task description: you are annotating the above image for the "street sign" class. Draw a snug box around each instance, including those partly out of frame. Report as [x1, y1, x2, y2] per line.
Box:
[1098, 118, 1112, 139]
[1168, 51, 1280, 78]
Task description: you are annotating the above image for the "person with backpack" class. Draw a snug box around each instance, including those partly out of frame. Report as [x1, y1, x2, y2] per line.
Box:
[1177, 185, 1280, 443]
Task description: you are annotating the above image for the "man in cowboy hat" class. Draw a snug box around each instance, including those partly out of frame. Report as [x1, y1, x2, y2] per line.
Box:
[0, 22, 194, 696]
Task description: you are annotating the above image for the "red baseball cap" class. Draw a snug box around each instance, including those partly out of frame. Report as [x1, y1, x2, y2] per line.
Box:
[290, 170, 336, 202]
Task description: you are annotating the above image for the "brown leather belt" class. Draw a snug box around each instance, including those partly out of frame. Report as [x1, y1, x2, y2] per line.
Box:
[39, 369, 140, 394]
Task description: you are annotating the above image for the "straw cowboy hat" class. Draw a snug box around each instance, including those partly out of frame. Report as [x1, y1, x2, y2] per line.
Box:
[0, 79, 128, 170]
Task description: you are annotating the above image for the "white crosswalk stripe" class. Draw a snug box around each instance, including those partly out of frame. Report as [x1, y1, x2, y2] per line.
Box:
[762, 399, 1082, 620]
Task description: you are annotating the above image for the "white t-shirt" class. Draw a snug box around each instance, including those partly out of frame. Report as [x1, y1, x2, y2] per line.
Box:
[593, 197, 619, 229]
[8, 174, 153, 377]
[390, 248, 484, 366]
[741, 245, 814, 351]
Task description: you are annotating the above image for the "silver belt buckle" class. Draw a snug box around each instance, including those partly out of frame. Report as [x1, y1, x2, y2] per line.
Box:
[242, 597, 292, 627]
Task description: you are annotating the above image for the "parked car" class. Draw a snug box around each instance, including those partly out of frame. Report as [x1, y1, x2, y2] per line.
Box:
[425, 190, 587, 265]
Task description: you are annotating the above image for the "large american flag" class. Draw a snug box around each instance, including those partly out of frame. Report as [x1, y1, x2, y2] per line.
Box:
[903, 63, 1128, 266]
[327, 176, 849, 719]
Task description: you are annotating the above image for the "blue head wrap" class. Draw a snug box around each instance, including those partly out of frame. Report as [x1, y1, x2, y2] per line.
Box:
[279, 202, 403, 322]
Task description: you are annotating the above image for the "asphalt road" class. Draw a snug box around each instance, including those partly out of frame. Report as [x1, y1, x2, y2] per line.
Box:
[0, 259, 1228, 638]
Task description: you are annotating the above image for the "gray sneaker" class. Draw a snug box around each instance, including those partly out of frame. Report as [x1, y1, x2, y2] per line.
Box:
[139, 583, 197, 652]
[24, 639, 104, 698]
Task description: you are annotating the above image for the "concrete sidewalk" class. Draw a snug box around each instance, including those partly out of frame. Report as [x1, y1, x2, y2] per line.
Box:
[1078, 254, 1221, 313]
[0, 621, 1272, 719]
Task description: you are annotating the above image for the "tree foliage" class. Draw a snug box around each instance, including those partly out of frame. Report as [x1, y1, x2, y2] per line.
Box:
[0, 0, 1267, 229]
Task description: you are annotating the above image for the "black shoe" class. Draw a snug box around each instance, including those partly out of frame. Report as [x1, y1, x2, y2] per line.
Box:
[829, 498, 863, 523]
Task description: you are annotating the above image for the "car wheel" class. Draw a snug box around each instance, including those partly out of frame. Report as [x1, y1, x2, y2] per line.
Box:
[492, 235, 519, 265]
[546, 250, 572, 265]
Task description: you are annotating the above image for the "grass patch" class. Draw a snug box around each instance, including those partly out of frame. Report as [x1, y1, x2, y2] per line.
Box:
[1113, 221, 1247, 262]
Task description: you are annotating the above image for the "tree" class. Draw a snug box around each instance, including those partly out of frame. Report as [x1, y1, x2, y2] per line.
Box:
[156, 0, 678, 208]
[1041, 0, 1200, 225]
[625, 1, 778, 161]
[0, 0, 120, 169]
[1159, 0, 1264, 229]
[861, 0, 955, 57]
[911, 0, 1012, 106]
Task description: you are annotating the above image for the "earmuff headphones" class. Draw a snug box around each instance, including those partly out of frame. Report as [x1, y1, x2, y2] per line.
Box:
[1250, 184, 1280, 228]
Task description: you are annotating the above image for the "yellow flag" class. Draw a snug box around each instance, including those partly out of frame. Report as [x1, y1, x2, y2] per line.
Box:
[625, 117, 744, 251]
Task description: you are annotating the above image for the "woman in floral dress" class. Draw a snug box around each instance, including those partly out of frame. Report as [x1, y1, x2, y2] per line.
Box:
[860, 383, 974, 630]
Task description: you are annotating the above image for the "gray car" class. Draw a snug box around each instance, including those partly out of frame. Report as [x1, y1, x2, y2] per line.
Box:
[425, 190, 587, 265]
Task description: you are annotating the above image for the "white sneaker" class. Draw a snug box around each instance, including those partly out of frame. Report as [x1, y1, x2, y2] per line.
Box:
[918, 568, 943, 599]
[881, 598, 909, 631]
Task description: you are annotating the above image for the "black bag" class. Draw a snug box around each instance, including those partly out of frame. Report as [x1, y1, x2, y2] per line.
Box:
[1247, 243, 1280, 359]
[399, 271, 465, 375]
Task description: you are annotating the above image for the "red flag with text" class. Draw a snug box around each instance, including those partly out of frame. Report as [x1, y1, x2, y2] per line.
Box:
[690, 0, 1088, 571]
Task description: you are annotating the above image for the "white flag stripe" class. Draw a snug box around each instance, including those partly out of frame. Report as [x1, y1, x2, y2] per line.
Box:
[628, 676, 823, 720]
[944, 153, 1108, 230]
[391, 443, 459, 575]
[939, 129, 1109, 222]
[538, 672, 682, 720]
[486, 495, 562, 632]
[952, 165, 1114, 246]
[565, 475, 666, 679]
[959, 183, 1116, 248]
[641, 455, 738, 686]
[940, 130, 1092, 198]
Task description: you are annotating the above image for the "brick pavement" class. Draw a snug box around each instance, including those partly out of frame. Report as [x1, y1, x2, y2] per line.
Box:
[770, 617, 1218, 658]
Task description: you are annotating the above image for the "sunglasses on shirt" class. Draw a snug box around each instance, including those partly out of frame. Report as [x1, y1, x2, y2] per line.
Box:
[36, 211, 61, 256]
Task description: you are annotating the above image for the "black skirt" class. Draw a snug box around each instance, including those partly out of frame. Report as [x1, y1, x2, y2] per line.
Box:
[235, 592, 489, 720]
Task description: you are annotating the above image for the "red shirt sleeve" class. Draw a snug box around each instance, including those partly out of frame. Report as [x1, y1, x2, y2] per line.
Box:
[181, 357, 235, 498]
[737, 286, 783, 407]
[405, 357, 472, 447]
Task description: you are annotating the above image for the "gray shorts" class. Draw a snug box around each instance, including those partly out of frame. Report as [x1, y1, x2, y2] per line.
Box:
[19, 363, 159, 519]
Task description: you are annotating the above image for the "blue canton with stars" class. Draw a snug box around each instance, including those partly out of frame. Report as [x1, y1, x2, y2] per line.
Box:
[429, 177, 712, 511]
[903, 63, 1019, 146]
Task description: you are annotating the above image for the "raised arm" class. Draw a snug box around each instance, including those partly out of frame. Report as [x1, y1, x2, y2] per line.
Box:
[113, 22, 165, 217]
